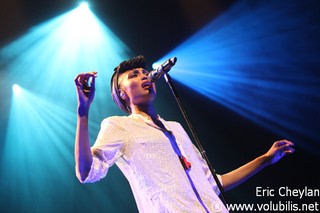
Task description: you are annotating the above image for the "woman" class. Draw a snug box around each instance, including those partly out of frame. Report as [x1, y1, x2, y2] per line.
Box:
[74, 55, 294, 212]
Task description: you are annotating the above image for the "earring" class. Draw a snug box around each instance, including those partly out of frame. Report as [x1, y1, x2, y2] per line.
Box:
[119, 90, 126, 99]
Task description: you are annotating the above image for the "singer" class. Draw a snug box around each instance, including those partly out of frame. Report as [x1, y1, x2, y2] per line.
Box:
[74, 55, 294, 213]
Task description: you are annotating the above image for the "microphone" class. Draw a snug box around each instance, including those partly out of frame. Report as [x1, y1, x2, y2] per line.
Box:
[148, 57, 177, 82]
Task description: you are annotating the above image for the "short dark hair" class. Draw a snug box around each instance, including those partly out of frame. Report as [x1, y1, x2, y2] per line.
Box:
[110, 55, 147, 113]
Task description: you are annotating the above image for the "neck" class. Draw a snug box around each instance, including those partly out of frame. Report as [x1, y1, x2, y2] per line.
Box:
[131, 103, 157, 120]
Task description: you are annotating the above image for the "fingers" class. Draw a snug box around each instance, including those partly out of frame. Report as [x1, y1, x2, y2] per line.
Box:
[74, 72, 98, 89]
[275, 139, 295, 156]
[275, 139, 294, 147]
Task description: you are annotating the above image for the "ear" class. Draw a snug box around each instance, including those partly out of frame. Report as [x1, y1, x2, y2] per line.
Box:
[119, 90, 127, 100]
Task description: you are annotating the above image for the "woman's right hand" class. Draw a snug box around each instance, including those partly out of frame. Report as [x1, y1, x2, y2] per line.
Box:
[74, 72, 97, 116]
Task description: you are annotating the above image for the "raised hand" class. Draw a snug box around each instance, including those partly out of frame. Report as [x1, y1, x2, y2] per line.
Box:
[74, 72, 98, 116]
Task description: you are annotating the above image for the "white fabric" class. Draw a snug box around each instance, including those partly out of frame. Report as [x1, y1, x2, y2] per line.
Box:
[82, 114, 229, 213]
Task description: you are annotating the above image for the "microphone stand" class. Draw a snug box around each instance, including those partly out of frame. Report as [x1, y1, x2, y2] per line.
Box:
[164, 73, 228, 208]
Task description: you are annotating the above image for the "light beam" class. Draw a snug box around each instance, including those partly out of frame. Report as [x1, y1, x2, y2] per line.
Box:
[154, 0, 320, 154]
[0, 3, 137, 212]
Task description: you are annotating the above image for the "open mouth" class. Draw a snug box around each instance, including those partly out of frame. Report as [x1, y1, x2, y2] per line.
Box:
[142, 81, 152, 89]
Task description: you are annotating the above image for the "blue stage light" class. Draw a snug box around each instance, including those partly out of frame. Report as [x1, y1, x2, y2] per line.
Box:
[0, 2, 133, 111]
[152, 62, 161, 70]
[0, 4, 136, 212]
[79, 1, 89, 10]
[154, 0, 320, 154]
[12, 84, 21, 94]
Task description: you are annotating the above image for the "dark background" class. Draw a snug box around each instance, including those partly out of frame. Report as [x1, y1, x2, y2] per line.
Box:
[1, 0, 319, 212]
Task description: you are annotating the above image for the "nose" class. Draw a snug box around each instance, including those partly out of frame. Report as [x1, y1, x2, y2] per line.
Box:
[141, 72, 149, 80]
[141, 75, 148, 81]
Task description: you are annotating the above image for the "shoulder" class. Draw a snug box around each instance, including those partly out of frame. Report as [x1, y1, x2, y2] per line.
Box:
[102, 115, 129, 122]
[166, 120, 183, 128]
[161, 118, 185, 132]
[100, 115, 130, 128]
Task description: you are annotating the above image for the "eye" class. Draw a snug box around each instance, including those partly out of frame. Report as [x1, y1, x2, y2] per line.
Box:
[128, 70, 138, 78]
[142, 70, 149, 75]
[129, 73, 138, 78]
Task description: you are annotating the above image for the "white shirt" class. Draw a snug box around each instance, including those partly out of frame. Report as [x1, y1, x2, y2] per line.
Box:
[82, 114, 229, 213]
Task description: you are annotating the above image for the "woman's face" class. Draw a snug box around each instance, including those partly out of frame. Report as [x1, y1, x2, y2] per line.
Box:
[118, 68, 156, 107]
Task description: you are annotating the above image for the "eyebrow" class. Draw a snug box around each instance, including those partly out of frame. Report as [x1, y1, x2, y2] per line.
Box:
[142, 69, 149, 74]
[129, 69, 149, 75]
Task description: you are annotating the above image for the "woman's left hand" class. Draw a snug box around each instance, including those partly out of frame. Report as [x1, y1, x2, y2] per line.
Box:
[264, 139, 295, 165]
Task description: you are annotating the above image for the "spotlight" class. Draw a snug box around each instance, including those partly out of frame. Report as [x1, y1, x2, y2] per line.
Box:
[12, 84, 22, 94]
[155, 0, 320, 154]
[152, 62, 161, 70]
[79, 1, 89, 9]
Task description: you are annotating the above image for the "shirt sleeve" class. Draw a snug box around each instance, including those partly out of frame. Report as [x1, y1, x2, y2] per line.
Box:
[82, 116, 126, 183]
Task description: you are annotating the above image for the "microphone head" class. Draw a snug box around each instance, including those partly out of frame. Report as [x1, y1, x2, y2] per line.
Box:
[149, 57, 177, 82]
[162, 57, 177, 73]
[170, 57, 177, 65]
